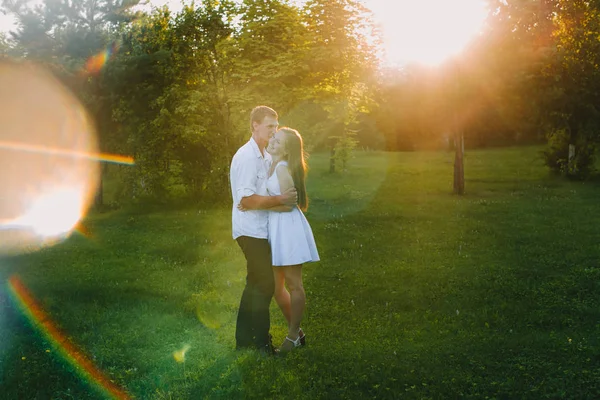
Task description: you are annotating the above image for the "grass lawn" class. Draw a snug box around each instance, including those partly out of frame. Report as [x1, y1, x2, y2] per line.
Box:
[1, 146, 599, 399]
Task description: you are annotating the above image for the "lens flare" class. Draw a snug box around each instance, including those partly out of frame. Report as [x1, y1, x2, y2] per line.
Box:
[0, 60, 99, 254]
[173, 344, 191, 363]
[83, 41, 120, 76]
[74, 221, 92, 238]
[0, 141, 134, 165]
[10, 188, 85, 237]
[7, 275, 131, 400]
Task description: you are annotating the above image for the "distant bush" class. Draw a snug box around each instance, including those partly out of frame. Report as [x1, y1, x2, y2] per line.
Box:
[542, 128, 597, 178]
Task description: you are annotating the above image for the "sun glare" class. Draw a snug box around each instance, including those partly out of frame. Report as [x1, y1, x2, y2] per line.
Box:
[12, 188, 85, 238]
[0, 61, 99, 254]
[367, 0, 488, 66]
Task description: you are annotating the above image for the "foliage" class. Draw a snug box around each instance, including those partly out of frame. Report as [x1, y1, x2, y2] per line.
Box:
[229, 0, 311, 115]
[538, 0, 600, 177]
[3, 0, 600, 203]
[543, 127, 597, 178]
[331, 129, 358, 171]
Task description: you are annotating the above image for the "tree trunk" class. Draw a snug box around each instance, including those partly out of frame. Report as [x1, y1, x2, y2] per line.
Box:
[568, 144, 576, 173]
[94, 163, 107, 208]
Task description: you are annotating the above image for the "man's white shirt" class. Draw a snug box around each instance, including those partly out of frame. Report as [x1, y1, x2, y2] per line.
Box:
[230, 137, 272, 240]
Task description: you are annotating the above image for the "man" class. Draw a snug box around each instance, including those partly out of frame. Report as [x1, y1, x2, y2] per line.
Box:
[229, 105, 297, 354]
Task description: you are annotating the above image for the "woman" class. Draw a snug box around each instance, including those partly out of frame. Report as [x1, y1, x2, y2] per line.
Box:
[240, 127, 319, 353]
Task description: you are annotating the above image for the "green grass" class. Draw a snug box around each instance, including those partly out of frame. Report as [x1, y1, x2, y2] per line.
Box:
[1, 146, 600, 399]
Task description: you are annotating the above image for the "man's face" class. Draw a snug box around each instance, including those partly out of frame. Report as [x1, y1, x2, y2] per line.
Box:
[253, 116, 278, 145]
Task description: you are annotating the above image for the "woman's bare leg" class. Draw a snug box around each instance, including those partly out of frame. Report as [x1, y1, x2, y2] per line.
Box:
[273, 267, 292, 324]
[283, 265, 305, 340]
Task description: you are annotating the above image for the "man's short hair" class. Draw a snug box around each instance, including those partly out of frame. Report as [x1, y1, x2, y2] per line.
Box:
[250, 106, 278, 132]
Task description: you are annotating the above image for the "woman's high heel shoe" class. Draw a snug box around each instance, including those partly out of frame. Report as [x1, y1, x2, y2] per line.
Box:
[298, 328, 306, 347]
[279, 335, 302, 353]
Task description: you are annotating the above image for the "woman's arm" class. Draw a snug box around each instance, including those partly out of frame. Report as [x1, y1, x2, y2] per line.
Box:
[238, 200, 294, 212]
[271, 164, 295, 212]
[237, 165, 296, 213]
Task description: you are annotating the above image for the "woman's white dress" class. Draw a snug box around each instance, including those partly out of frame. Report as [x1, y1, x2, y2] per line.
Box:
[267, 161, 320, 266]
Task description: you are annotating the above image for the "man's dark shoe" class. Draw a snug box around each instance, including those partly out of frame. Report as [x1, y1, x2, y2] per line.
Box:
[256, 333, 279, 356]
[258, 342, 279, 356]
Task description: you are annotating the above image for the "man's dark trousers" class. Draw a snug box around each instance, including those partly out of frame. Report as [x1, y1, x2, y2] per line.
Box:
[235, 236, 275, 349]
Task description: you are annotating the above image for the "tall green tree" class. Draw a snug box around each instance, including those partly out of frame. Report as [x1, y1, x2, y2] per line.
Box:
[2, 0, 139, 68]
[101, 2, 239, 201]
[228, 0, 310, 119]
[541, 0, 600, 175]
[167, 1, 238, 199]
[299, 0, 379, 168]
[100, 8, 180, 200]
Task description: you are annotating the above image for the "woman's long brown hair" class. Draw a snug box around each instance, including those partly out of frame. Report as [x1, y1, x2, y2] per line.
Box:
[280, 127, 308, 211]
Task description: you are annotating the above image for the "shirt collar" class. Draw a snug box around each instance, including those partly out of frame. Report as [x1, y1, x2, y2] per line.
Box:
[249, 137, 271, 161]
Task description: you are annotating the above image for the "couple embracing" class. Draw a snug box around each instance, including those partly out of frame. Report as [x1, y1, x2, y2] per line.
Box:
[229, 106, 320, 355]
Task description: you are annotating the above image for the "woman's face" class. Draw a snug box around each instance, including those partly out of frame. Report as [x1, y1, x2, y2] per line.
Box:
[267, 130, 287, 157]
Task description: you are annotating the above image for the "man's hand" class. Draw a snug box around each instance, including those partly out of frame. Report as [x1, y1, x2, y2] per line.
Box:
[280, 187, 297, 207]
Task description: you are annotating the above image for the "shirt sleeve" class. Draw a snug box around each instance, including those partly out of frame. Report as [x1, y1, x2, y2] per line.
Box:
[233, 154, 258, 199]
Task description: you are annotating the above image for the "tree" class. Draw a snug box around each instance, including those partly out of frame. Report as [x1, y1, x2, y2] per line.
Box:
[2, 0, 141, 206]
[300, 0, 379, 171]
[100, 2, 241, 202]
[228, 0, 311, 119]
[2, 0, 140, 66]
[541, 0, 600, 176]
[167, 1, 238, 199]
